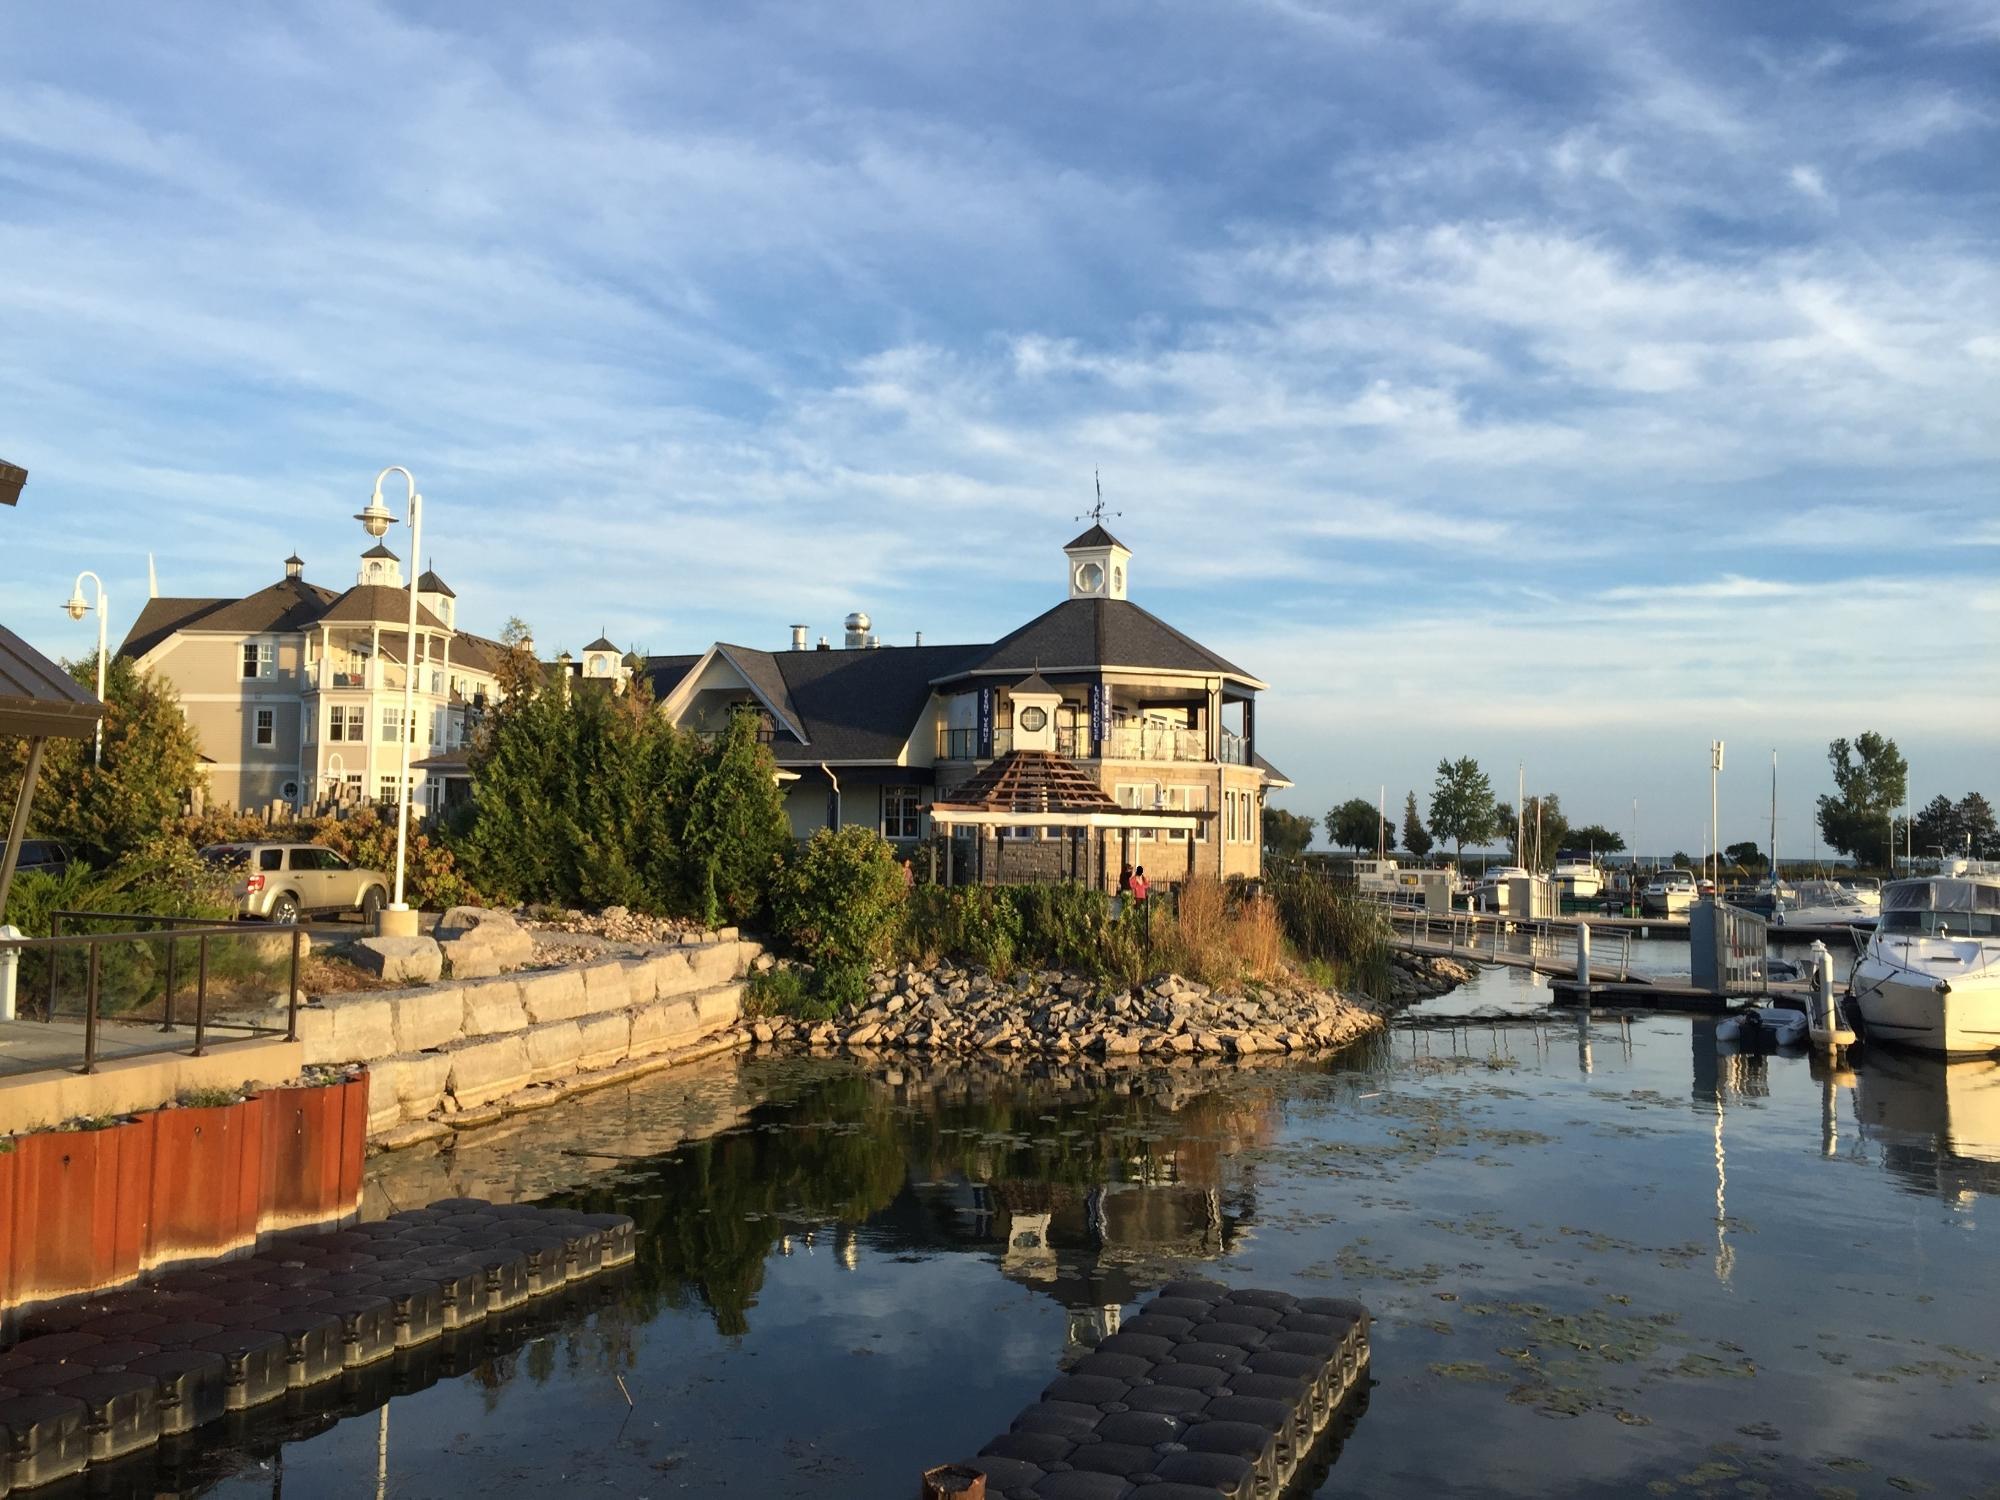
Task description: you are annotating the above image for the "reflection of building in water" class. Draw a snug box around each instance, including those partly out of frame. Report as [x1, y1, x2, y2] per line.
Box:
[1855, 1052, 2000, 1205]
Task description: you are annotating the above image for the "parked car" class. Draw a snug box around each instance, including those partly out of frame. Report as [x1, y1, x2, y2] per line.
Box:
[200, 842, 389, 924]
[16, 839, 73, 880]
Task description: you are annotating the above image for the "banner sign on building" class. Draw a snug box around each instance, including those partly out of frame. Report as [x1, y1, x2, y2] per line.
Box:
[1088, 683, 1107, 757]
[977, 687, 994, 757]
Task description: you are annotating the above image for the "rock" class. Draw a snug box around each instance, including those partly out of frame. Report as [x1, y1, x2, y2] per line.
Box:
[351, 935, 444, 986]
[752, 1021, 775, 1044]
[845, 1022, 883, 1047]
[434, 907, 537, 978]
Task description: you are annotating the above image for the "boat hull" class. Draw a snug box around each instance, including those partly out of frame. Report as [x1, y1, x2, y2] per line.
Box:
[1851, 960, 2000, 1057]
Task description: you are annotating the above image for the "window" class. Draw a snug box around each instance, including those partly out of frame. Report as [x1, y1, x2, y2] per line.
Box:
[343, 773, 363, 803]
[430, 670, 443, 694]
[241, 642, 274, 679]
[381, 707, 414, 743]
[1117, 782, 1159, 841]
[1167, 785, 1209, 842]
[258, 848, 283, 872]
[882, 785, 922, 841]
[378, 776, 401, 804]
[254, 708, 275, 747]
[346, 706, 364, 741]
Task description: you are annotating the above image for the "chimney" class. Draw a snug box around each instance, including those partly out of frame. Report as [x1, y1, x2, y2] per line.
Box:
[843, 611, 871, 650]
[790, 624, 809, 652]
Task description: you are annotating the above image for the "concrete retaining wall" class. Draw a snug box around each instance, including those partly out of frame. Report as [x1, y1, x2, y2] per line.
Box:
[291, 935, 762, 1143]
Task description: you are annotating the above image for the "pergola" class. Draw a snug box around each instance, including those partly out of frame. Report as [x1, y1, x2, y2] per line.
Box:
[0, 623, 103, 922]
[928, 750, 1208, 888]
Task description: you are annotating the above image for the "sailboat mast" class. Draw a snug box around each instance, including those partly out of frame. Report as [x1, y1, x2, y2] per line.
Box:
[1769, 749, 1778, 876]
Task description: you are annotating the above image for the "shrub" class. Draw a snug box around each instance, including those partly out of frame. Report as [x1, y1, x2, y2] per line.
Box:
[744, 965, 827, 1020]
[1148, 878, 1289, 990]
[903, 885, 1024, 974]
[772, 826, 907, 1008]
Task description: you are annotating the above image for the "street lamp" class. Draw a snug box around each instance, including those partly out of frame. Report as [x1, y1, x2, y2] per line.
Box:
[62, 571, 108, 766]
[1709, 740, 1725, 892]
[357, 467, 423, 930]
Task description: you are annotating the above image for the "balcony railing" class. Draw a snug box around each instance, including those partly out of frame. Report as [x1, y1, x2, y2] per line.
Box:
[937, 721, 1250, 766]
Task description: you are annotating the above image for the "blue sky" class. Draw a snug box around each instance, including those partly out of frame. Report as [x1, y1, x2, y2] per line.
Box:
[2, 0, 1995, 854]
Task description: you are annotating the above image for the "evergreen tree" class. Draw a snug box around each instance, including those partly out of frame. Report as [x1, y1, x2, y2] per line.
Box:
[1400, 791, 1432, 859]
[0, 654, 205, 865]
[680, 710, 792, 925]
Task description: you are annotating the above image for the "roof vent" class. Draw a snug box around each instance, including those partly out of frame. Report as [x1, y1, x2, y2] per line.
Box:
[817, 635, 831, 651]
[790, 624, 809, 652]
[915, 631, 924, 647]
[843, 611, 871, 650]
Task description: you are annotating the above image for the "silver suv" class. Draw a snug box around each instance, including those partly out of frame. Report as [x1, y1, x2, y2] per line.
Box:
[201, 842, 390, 924]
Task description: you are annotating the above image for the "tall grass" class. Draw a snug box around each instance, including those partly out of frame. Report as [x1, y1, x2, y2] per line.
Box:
[1264, 868, 1393, 995]
[1150, 878, 1286, 990]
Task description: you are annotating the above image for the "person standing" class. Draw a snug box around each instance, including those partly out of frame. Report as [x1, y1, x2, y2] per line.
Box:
[1131, 865, 1150, 938]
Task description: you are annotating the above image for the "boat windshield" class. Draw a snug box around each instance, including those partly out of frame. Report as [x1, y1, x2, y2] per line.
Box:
[1878, 878, 2000, 937]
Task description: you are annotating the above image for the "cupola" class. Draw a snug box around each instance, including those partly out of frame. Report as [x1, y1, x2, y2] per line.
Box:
[359, 542, 402, 589]
[284, 552, 304, 581]
[1008, 671, 1064, 753]
[1063, 524, 1131, 602]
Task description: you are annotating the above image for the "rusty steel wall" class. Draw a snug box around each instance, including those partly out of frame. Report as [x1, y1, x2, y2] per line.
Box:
[0, 1075, 367, 1316]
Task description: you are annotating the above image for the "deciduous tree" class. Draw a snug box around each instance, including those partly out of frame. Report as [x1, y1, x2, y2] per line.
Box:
[1325, 798, 1389, 856]
[1427, 757, 1496, 865]
[1815, 733, 1908, 869]
[1261, 807, 1316, 859]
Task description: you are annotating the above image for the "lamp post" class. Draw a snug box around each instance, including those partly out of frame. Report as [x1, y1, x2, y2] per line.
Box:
[62, 571, 109, 766]
[357, 468, 423, 932]
[1709, 740, 1725, 891]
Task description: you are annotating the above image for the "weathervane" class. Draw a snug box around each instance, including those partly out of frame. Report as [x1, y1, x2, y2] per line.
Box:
[1077, 468, 1121, 528]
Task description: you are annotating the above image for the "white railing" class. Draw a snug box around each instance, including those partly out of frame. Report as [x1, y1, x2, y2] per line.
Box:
[1383, 905, 1635, 981]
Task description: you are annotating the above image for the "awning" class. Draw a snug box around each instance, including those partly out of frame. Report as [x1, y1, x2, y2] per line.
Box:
[0, 624, 102, 741]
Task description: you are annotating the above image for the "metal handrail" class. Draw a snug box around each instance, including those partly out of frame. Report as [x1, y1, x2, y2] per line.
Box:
[3, 922, 301, 1075]
[1382, 905, 1635, 981]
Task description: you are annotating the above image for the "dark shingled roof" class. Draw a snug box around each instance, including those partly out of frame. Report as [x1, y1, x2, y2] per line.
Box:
[680, 642, 985, 762]
[417, 569, 455, 597]
[0, 623, 102, 739]
[361, 543, 399, 560]
[1066, 523, 1128, 552]
[120, 579, 339, 660]
[944, 598, 1259, 684]
[1254, 751, 1293, 788]
[582, 635, 620, 654]
[644, 654, 702, 701]
[317, 585, 449, 630]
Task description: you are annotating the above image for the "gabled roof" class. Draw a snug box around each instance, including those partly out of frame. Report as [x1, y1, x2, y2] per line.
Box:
[317, 585, 449, 630]
[1066, 523, 1128, 552]
[941, 598, 1262, 687]
[667, 641, 986, 763]
[120, 578, 340, 660]
[416, 570, 455, 598]
[0, 623, 102, 740]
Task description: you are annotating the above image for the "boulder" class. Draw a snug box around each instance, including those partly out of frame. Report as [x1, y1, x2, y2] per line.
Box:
[434, 906, 537, 979]
[351, 936, 443, 986]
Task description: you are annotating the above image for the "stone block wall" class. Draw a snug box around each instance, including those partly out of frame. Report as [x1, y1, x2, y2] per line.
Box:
[289, 934, 763, 1142]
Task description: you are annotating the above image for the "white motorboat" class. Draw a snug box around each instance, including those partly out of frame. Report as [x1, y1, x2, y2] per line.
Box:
[1772, 877, 1880, 929]
[1641, 868, 1699, 916]
[1472, 864, 1529, 913]
[1551, 852, 1602, 901]
[1848, 861, 2000, 1057]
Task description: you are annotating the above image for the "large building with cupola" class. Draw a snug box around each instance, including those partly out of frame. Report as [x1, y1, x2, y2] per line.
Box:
[654, 526, 1289, 889]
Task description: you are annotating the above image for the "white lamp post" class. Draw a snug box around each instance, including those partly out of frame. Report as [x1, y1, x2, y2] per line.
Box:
[357, 468, 423, 933]
[62, 571, 109, 766]
[1709, 739, 1725, 891]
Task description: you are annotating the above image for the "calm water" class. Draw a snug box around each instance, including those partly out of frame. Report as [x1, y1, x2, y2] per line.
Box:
[198, 962, 1998, 1499]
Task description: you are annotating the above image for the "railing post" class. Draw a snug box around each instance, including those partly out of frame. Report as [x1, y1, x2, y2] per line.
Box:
[83, 942, 101, 1075]
[46, 909, 60, 1023]
[1576, 921, 1591, 986]
[193, 933, 210, 1058]
[161, 932, 178, 1032]
[288, 925, 302, 1042]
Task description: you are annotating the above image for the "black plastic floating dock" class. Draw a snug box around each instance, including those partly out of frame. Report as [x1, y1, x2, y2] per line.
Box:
[956, 1281, 1371, 1500]
[0, 1199, 635, 1495]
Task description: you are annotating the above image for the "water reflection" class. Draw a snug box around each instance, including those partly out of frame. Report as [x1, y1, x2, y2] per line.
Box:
[545, 1061, 1281, 1345]
[1854, 1050, 2000, 1204]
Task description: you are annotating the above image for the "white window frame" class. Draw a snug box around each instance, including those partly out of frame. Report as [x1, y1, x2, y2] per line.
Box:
[881, 785, 922, 841]
[1116, 781, 1159, 842]
[254, 708, 275, 747]
[241, 641, 275, 680]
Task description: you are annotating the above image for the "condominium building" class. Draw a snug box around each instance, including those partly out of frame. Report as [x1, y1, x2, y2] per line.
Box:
[120, 546, 508, 816]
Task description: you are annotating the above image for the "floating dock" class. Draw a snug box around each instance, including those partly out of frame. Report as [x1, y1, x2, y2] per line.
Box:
[945, 1281, 1370, 1499]
[0, 1199, 634, 1494]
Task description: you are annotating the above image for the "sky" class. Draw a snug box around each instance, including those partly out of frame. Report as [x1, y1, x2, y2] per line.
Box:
[1, 0, 1995, 855]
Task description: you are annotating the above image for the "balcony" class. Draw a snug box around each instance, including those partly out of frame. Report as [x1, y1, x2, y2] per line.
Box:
[937, 722, 1250, 766]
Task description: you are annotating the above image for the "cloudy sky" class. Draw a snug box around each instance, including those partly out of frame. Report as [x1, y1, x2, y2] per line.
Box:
[2, 0, 1994, 853]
